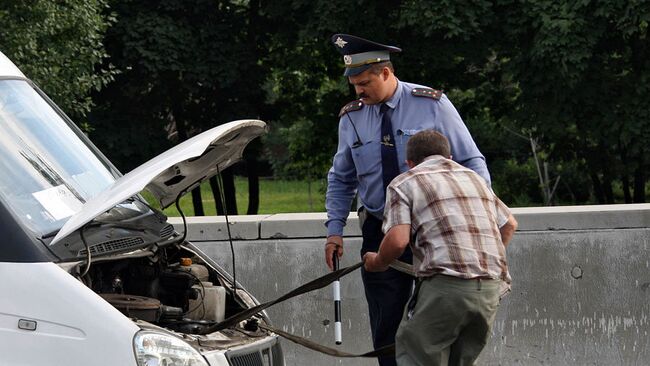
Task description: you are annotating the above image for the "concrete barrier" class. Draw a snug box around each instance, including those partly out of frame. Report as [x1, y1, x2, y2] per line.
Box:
[170, 204, 650, 365]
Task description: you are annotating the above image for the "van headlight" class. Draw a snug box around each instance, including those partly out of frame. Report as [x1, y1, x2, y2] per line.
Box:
[133, 330, 208, 366]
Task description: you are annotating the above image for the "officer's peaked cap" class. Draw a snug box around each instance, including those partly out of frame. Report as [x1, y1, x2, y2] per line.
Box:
[331, 34, 401, 76]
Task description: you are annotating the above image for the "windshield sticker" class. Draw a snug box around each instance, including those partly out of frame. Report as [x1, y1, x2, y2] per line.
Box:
[32, 185, 83, 221]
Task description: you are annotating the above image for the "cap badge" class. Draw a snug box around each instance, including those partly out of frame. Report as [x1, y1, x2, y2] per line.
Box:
[343, 55, 352, 65]
[334, 37, 348, 48]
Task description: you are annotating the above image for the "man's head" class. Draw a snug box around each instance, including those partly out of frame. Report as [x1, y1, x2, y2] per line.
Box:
[331, 34, 400, 104]
[406, 130, 451, 167]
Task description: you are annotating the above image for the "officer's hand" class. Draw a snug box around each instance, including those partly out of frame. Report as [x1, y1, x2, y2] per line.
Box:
[325, 235, 344, 271]
[363, 252, 389, 272]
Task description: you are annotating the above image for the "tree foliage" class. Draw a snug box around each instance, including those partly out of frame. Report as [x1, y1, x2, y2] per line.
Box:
[260, 0, 649, 204]
[91, 0, 272, 214]
[0, 0, 115, 119]
[9, 0, 640, 209]
[497, 0, 650, 202]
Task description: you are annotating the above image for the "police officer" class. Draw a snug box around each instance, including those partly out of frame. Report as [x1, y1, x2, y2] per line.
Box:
[324, 34, 490, 366]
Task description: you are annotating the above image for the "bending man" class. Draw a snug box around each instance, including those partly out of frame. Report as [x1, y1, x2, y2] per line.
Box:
[364, 130, 517, 366]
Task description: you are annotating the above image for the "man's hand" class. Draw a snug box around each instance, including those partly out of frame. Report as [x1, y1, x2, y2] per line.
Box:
[325, 235, 344, 271]
[363, 252, 390, 272]
[363, 224, 410, 272]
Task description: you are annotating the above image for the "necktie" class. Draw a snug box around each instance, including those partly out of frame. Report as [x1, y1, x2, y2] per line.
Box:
[380, 103, 400, 190]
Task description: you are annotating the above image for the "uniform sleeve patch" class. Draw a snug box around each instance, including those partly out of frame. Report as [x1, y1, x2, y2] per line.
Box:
[411, 88, 442, 100]
[339, 100, 364, 117]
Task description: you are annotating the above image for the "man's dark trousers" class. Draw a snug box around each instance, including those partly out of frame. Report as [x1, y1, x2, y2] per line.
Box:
[360, 214, 414, 366]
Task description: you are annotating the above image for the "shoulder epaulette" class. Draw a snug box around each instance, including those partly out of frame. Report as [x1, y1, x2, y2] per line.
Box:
[412, 88, 443, 100]
[338, 99, 364, 117]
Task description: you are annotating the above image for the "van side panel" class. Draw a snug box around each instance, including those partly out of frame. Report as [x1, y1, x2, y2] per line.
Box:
[0, 262, 138, 365]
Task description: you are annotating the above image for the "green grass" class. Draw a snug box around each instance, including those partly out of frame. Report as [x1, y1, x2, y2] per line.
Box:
[142, 176, 327, 216]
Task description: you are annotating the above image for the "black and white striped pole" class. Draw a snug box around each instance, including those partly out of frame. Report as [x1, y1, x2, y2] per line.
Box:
[333, 253, 342, 345]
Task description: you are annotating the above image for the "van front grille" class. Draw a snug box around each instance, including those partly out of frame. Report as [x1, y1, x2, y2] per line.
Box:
[78, 237, 145, 256]
[227, 339, 282, 366]
[230, 351, 264, 366]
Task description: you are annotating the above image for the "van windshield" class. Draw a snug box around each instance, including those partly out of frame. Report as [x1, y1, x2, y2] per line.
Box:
[0, 79, 117, 236]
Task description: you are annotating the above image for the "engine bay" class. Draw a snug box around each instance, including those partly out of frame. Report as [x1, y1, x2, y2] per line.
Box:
[74, 243, 270, 348]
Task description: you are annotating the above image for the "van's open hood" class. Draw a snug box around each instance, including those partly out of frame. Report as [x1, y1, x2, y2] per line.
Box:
[51, 119, 267, 245]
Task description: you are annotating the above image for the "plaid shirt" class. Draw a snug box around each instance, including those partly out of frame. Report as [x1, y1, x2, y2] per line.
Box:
[383, 156, 511, 282]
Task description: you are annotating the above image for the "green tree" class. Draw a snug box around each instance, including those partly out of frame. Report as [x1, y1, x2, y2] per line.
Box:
[261, 0, 650, 205]
[262, 0, 525, 202]
[497, 0, 650, 203]
[86, 0, 649, 210]
[0, 0, 116, 119]
[91, 0, 270, 214]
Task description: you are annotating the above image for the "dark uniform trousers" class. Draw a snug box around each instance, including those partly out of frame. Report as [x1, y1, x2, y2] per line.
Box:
[360, 213, 414, 366]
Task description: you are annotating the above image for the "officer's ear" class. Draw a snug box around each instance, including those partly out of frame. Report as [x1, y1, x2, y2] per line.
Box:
[381, 67, 391, 81]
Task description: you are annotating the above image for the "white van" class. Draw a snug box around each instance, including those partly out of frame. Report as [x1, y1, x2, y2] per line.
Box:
[0, 51, 284, 365]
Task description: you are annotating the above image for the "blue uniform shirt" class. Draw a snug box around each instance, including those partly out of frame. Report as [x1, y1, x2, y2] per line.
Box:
[325, 79, 491, 237]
